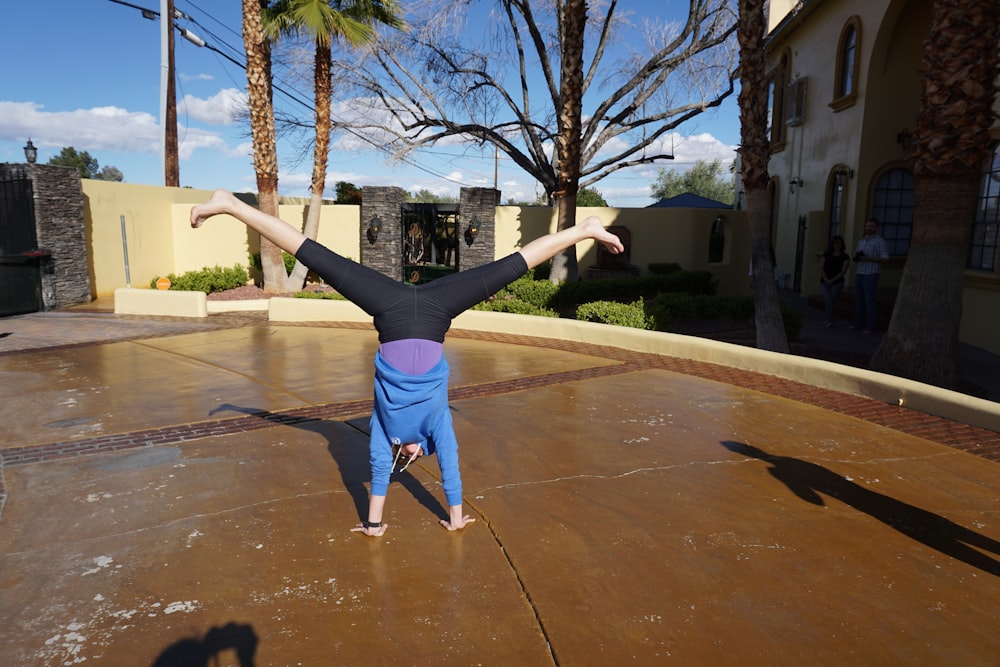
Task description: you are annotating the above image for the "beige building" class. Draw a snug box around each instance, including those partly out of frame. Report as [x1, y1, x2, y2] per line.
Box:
[759, 0, 999, 353]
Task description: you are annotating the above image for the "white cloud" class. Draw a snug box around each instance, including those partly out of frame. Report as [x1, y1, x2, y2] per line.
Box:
[179, 88, 246, 126]
[0, 101, 159, 153]
[179, 72, 215, 82]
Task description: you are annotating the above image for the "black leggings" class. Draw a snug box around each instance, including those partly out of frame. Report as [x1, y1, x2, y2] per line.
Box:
[295, 238, 529, 343]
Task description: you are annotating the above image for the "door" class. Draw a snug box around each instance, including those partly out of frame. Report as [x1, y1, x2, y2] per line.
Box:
[0, 176, 44, 316]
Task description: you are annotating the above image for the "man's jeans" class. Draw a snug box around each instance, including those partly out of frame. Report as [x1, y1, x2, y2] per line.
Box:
[854, 273, 879, 331]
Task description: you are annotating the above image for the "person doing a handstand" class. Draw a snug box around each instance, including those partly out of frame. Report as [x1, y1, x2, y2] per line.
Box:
[190, 190, 624, 537]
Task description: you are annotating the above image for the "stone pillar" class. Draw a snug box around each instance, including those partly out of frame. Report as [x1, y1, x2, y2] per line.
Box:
[458, 187, 499, 270]
[0, 163, 92, 309]
[361, 187, 406, 280]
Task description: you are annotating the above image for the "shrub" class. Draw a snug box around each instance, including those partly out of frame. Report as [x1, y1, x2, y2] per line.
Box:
[576, 299, 654, 330]
[647, 293, 801, 341]
[549, 271, 717, 310]
[647, 262, 682, 275]
[150, 264, 249, 294]
[292, 290, 345, 300]
[500, 276, 560, 308]
[472, 297, 558, 317]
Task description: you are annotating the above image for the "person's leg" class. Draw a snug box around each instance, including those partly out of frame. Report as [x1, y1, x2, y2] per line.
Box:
[518, 216, 623, 269]
[418, 216, 625, 319]
[192, 190, 405, 316]
[853, 277, 866, 329]
[865, 274, 880, 331]
[829, 282, 843, 323]
[821, 282, 834, 323]
[191, 189, 307, 255]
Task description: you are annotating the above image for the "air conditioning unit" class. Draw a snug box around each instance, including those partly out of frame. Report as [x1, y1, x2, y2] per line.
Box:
[786, 77, 807, 126]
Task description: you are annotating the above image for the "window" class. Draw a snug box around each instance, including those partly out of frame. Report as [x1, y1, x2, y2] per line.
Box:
[830, 18, 861, 111]
[828, 172, 847, 241]
[969, 144, 1000, 272]
[870, 168, 913, 255]
[786, 77, 807, 126]
[768, 51, 789, 148]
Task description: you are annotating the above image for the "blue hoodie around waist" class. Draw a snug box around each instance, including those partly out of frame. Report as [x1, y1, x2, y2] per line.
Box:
[369, 351, 462, 506]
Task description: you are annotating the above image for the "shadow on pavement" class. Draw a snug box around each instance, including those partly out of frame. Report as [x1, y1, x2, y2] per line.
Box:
[721, 440, 1000, 577]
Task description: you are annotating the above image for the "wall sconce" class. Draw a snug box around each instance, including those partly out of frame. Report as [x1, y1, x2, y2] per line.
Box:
[897, 129, 913, 150]
[367, 215, 382, 245]
[464, 216, 479, 246]
[23, 138, 37, 164]
[788, 178, 804, 194]
[834, 168, 854, 188]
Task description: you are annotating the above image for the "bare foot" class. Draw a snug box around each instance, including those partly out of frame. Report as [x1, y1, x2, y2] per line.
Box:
[190, 189, 237, 228]
[580, 216, 624, 255]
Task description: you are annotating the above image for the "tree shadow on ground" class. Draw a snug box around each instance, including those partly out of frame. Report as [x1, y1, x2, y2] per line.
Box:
[208, 404, 446, 522]
[721, 440, 1000, 577]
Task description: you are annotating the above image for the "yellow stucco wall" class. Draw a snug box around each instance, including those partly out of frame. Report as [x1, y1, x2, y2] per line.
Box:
[83, 181, 361, 293]
[83, 181, 750, 299]
[493, 205, 751, 296]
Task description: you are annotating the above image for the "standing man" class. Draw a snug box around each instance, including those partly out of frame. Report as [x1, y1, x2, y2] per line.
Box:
[852, 217, 890, 334]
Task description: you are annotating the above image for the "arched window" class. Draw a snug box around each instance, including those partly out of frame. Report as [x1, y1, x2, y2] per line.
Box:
[827, 168, 851, 241]
[830, 17, 861, 111]
[968, 144, 1000, 272]
[870, 167, 913, 256]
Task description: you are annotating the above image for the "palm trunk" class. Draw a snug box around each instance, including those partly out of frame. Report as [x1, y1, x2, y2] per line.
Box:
[288, 41, 333, 292]
[871, 0, 999, 388]
[871, 177, 976, 388]
[243, 0, 286, 294]
[738, 0, 788, 353]
[548, 0, 586, 284]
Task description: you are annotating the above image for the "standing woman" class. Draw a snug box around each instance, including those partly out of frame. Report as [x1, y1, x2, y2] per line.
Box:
[820, 235, 850, 327]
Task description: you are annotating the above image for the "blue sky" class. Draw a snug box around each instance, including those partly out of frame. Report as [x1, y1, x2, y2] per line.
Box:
[0, 0, 741, 207]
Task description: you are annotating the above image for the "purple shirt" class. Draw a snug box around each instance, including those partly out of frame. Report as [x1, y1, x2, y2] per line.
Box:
[379, 339, 444, 375]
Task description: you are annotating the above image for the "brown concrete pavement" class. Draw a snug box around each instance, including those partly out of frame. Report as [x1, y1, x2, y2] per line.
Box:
[1, 311, 999, 665]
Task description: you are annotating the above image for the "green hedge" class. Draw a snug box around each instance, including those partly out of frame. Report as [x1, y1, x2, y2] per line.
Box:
[548, 271, 717, 310]
[472, 297, 559, 317]
[576, 299, 654, 329]
[150, 264, 249, 293]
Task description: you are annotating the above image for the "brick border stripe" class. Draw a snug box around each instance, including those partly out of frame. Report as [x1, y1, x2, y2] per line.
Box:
[2, 327, 998, 469]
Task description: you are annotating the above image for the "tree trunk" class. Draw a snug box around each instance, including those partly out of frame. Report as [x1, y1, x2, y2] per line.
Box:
[288, 41, 334, 292]
[548, 0, 586, 284]
[871, 0, 999, 388]
[737, 0, 788, 353]
[871, 178, 976, 388]
[243, 0, 286, 294]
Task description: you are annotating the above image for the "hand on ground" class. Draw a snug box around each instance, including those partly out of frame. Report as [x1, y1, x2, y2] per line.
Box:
[351, 523, 388, 537]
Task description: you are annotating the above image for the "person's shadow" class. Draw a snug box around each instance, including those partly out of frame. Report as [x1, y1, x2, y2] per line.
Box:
[721, 440, 1000, 577]
[152, 621, 257, 666]
[209, 403, 448, 522]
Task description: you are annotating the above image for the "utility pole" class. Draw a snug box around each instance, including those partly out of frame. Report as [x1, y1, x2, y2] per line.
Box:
[160, 0, 179, 186]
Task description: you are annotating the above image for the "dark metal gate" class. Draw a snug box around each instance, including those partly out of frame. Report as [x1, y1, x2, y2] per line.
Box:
[400, 203, 460, 284]
[0, 175, 44, 316]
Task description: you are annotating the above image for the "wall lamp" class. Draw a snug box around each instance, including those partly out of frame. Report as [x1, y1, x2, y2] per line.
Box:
[897, 129, 913, 150]
[464, 216, 480, 246]
[788, 178, 804, 194]
[23, 138, 37, 164]
[367, 215, 382, 245]
[834, 168, 854, 188]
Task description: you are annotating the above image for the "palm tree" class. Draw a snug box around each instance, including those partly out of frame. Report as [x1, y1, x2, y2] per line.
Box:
[242, 0, 286, 293]
[548, 0, 587, 283]
[871, 0, 1000, 388]
[736, 0, 788, 353]
[266, 0, 405, 291]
